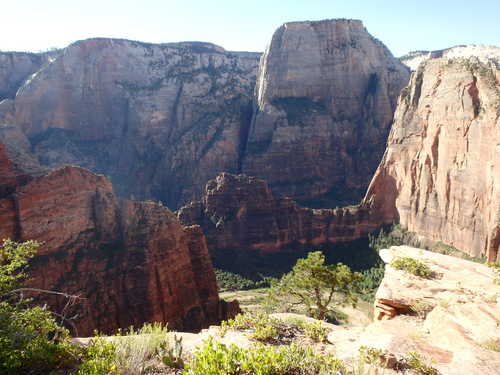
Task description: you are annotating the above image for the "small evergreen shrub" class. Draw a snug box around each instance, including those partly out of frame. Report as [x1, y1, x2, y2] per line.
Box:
[405, 351, 439, 375]
[391, 257, 432, 278]
[219, 313, 280, 342]
[301, 320, 328, 343]
[76, 335, 118, 374]
[77, 323, 170, 374]
[0, 239, 76, 374]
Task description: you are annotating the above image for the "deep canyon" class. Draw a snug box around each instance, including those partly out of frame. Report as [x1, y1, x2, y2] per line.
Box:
[0, 19, 499, 335]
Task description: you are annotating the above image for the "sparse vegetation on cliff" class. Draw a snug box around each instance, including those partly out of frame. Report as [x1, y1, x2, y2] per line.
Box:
[185, 336, 345, 375]
[391, 257, 433, 278]
[266, 251, 363, 321]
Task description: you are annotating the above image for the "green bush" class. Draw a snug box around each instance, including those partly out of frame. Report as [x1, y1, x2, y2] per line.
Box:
[76, 334, 118, 374]
[185, 336, 345, 374]
[301, 320, 328, 343]
[77, 323, 170, 374]
[405, 351, 439, 375]
[0, 239, 75, 374]
[215, 269, 274, 291]
[219, 313, 280, 342]
[391, 257, 432, 278]
[487, 262, 500, 284]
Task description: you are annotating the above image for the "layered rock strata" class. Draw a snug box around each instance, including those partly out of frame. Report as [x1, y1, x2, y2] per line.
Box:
[0, 39, 260, 209]
[177, 173, 377, 252]
[0, 164, 238, 336]
[242, 19, 410, 203]
[0, 20, 410, 210]
[365, 57, 500, 261]
[401, 44, 500, 71]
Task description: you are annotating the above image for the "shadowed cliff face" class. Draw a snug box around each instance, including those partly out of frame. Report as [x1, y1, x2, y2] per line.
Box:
[242, 20, 410, 205]
[0, 39, 260, 209]
[0, 20, 410, 210]
[365, 57, 500, 261]
[177, 173, 377, 254]
[0, 160, 239, 336]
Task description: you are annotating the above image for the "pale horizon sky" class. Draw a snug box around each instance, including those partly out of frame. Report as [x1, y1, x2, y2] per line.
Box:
[2, 0, 499, 58]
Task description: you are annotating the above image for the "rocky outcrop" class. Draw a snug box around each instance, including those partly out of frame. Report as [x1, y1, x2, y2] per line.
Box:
[401, 44, 500, 71]
[131, 245, 500, 375]
[242, 19, 410, 205]
[0, 141, 18, 197]
[177, 173, 377, 253]
[0, 39, 260, 209]
[0, 165, 239, 336]
[366, 245, 500, 375]
[0, 50, 60, 101]
[364, 56, 500, 261]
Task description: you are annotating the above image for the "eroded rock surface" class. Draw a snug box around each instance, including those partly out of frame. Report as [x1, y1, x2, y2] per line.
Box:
[0, 20, 410, 210]
[401, 44, 500, 71]
[0, 39, 260, 209]
[242, 19, 410, 204]
[0, 164, 239, 336]
[178, 172, 377, 253]
[366, 246, 500, 375]
[365, 56, 500, 261]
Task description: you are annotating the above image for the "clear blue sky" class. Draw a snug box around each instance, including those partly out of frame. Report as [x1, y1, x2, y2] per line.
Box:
[2, 0, 499, 57]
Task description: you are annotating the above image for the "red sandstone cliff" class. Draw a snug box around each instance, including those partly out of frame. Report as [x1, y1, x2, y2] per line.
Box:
[0, 21, 410, 210]
[365, 57, 500, 261]
[0, 163, 238, 336]
[177, 173, 377, 253]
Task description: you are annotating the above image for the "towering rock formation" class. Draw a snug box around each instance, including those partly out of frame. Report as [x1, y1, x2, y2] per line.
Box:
[0, 20, 410, 210]
[365, 56, 500, 261]
[178, 173, 376, 254]
[0, 39, 260, 209]
[242, 19, 410, 206]
[0, 162, 238, 336]
[0, 50, 60, 101]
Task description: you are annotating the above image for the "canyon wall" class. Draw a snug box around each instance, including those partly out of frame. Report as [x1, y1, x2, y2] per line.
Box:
[0, 150, 238, 336]
[365, 57, 500, 261]
[242, 19, 410, 205]
[177, 173, 377, 253]
[0, 39, 260, 209]
[0, 20, 410, 210]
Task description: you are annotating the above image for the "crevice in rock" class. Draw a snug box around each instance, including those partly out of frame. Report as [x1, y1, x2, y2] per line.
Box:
[468, 75, 481, 119]
[411, 68, 424, 107]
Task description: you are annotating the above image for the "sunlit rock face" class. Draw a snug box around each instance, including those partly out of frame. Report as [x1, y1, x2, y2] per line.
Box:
[242, 19, 410, 205]
[0, 163, 238, 336]
[365, 56, 500, 261]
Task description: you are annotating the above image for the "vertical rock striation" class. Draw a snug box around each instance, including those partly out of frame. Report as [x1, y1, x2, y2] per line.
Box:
[177, 173, 376, 253]
[0, 39, 260, 209]
[242, 19, 410, 205]
[365, 57, 500, 261]
[0, 164, 237, 336]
